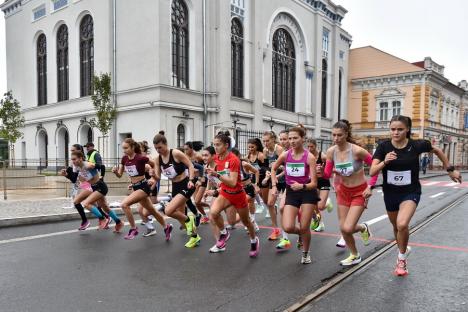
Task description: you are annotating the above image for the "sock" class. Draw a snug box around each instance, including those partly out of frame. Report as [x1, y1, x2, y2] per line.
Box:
[74, 203, 88, 223]
[185, 217, 191, 223]
[97, 206, 108, 218]
[302, 251, 309, 257]
[250, 238, 257, 244]
[398, 250, 408, 260]
[250, 213, 256, 222]
[145, 222, 155, 230]
[220, 229, 227, 235]
[90, 206, 103, 219]
[186, 199, 198, 215]
[107, 210, 120, 223]
[282, 230, 289, 240]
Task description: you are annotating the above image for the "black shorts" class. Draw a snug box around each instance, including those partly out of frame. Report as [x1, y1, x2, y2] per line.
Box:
[243, 183, 256, 198]
[259, 174, 269, 188]
[317, 178, 331, 191]
[384, 192, 421, 212]
[91, 180, 108, 196]
[132, 179, 151, 196]
[285, 187, 319, 208]
[172, 177, 195, 199]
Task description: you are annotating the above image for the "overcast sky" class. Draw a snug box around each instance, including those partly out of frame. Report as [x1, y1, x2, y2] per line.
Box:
[0, 0, 467, 96]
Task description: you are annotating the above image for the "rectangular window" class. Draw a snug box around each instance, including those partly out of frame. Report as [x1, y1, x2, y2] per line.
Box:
[52, 0, 68, 11]
[379, 102, 388, 121]
[33, 5, 46, 20]
[392, 101, 401, 117]
[322, 28, 330, 53]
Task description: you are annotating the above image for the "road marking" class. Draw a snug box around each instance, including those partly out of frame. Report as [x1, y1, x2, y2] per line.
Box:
[364, 214, 388, 225]
[422, 181, 440, 186]
[444, 182, 459, 187]
[430, 192, 445, 198]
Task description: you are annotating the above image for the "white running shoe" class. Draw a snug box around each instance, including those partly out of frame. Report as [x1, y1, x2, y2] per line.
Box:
[209, 244, 226, 253]
[336, 236, 346, 248]
[301, 254, 312, 264]
[314, 221, 325, 232]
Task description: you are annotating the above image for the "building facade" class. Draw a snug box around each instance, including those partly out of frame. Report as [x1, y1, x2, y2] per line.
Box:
[2, 0, 351, 162]
[348, 46, 468, 167]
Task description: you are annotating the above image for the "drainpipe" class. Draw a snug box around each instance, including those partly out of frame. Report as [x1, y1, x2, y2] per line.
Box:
[202, 0, 207, 145]
[112, 0, 118, 159]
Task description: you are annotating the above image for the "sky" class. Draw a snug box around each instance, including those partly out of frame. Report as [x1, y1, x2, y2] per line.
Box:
[0, 0, 467, 96]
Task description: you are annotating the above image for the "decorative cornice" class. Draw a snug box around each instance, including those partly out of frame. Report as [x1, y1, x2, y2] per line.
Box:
[351, 71, 427, 90]
[1, 0, 23, 17]
[297, 0, 347, 25]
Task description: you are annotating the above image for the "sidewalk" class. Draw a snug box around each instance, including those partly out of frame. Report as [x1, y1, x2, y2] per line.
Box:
[0, 170, 459, 227]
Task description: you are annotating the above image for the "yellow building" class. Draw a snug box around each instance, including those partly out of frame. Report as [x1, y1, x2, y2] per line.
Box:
[348, 46, 468, 168]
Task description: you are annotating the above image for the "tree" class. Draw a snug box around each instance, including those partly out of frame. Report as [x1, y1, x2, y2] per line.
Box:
[89, 73, 117, 157]
[0, 91, 25, 161]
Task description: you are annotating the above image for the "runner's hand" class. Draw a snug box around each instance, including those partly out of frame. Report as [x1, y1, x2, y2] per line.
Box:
[60, 169, 67, 176]
[112, 166, 118, 174]
[148, 178, 155, 187]
[290, 182, 303, 191]
[362, 186, 372, 199]
[188, 180, 195, 189]
[384, 151, 397, 164]
[449, 170, 462, 183]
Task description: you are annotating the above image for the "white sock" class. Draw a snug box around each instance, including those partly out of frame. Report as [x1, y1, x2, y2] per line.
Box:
[282, 230, 289, 240]
[145, 222, 154, 230]
[250, 238, 257, 244]
[220, 229, 227, 235]
[398, 250, 408, 260]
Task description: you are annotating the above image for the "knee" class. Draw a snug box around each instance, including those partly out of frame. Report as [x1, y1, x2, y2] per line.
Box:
[396, 221, 409, 232]
[283, 224, 295, 233]
[340, 224, 354, 235]
[209, 211, 219, 220]
[121, 202, 131, 210]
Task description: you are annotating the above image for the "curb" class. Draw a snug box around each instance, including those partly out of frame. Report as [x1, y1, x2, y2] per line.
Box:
[0, 207, 140, 228]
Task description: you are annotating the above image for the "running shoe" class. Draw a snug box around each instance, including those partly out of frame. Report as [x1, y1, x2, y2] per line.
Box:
[314, 221, 325, 232]
[268, 228, 281, 241]
[200, 216, 209, 224]
[99, 217, 111, 230]
[164, 224, 173, 241]
[394, 246, 412, 276]
[216, 231, 231, 249]
[195, 214, 202, 227]
[340, 253, 361, 266]
[336, 236, 346, 248]
[226, 224, 236, 231]
[185, 235, 201, 248]
[124, 228, 139, 240]
[325, 198, 334, 213]
[276, 238, 291, 251]
[185, 216, 196, 236]
[310, 214, 321, 231]
[78, 221, 90, 231]
[301, 253, 312, 264]
[209, 244, 226, 253]
[249, 237, 260, 258]
[143, 228, 157, 237]
[140, 220, 146, 226]
[297, 235, 303, 250]
[113, 221, 124, 233]
[361, 223, 371, 246]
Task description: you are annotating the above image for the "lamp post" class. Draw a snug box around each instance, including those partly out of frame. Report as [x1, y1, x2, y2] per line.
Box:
[232, 111, 240, 130]
[269, 117, 274, 131]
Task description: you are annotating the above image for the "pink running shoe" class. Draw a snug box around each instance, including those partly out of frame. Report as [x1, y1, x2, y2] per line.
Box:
[249, 237, 260, 258]
[113, 221, 124, 233]
[124, 228, 139, 240]
[98, 217, 111, 230]
[200, 216, 209, 224]
[394, 259, 409, 276]
[216, 231, 231, 249]
[164, 224, 173, 241]
[78, 221, 90, 231]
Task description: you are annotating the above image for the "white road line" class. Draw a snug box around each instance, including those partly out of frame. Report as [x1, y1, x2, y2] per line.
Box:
[430, 192, 445, 199]
[365, 214, 388, 225]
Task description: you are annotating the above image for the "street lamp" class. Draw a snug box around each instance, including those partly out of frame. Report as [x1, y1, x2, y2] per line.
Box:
[231, 111, 240, 129]
[269, 117, 274, 131]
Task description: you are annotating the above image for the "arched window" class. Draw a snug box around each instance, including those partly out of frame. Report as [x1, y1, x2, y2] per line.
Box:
[57, 24, 69, 102]
[177, 124, 186, 148]
[37, 34, 47, 106]
[171, 0, 189, 89]
[80, 14, 94, 97]
[272, 28, 295, 112]
[321, 59, 328, 118]
[231, 18, 244, 98]
[87, 127, 93, 143]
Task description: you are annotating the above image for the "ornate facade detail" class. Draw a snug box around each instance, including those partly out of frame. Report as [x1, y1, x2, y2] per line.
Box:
[270, 13, 304, 53]
[231, 0, 245, 20]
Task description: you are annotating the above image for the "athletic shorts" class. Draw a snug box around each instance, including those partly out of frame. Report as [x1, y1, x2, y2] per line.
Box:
[384, 192, 421, 212]
[268, 180, 286, 193]
[317, 178, 331, 191]
[132, 179, 151, 196]
[336, 182, 367, 207]
[80, 181, 93, 192]
[91, 180, 108, 196]
[172, 177, 195, 199]
[243, 183, 256, 199]
[284, 187, 319, 208]
[220, 189, 248, 209]
[259, 174, 269, 188]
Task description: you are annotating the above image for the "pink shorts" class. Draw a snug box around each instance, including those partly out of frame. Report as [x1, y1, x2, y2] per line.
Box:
[80, 181, 93, 192]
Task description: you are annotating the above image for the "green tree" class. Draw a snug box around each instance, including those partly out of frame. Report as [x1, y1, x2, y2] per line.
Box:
[89, 73, 117, 156]
[0, 91, 25, 161]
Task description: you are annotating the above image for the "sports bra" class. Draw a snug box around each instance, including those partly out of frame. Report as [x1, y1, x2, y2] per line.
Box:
[159, 149, 187, 180]
[333, 144, 363, 177]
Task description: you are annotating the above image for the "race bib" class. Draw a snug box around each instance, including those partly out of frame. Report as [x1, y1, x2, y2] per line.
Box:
[335, 162, 353, 177]
[217, 169, 230, 177]
[124, 165, 139, 177]
[286, 163, 306, 177]
[79, 170, 93, 181]
[162, 165, 178, 179]
[387, 170, 411, 186]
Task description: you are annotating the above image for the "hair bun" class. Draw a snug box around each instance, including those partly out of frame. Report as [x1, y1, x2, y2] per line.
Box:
[158, 130, 165, 136]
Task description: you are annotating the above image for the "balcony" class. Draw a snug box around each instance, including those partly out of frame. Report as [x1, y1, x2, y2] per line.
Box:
[375, 121, 389, 129]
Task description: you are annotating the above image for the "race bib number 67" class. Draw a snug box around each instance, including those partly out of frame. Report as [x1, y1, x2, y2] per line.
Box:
[387, 170, 411, 186]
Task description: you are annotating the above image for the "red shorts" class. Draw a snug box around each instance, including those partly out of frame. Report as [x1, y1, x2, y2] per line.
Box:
[220, 189, 248, 209]
[336, 182, 368, 207]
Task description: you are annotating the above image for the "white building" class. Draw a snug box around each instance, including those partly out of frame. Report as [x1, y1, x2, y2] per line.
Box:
[2, 0, 351, 162]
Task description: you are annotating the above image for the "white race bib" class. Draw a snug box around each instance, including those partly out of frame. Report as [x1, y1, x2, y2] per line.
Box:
[124, 165, 139, 177]
[335, 162, 354, 177]
[286, 163, 306, 177]
[162, 165, 178, 179]
[387, 170, 411, 186]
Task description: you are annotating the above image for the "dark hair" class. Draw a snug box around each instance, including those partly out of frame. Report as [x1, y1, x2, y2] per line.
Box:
[71, 151, 85, 159]
[215, 131, 231, 148]
[231, 148, 241, 158]
[289, 124, 306, 138]
[186, 141, 203, 152]
[204, 146, 216, 155]
[124, 138, 142, 154]
[139, 141, 149, 154]
[306, 138, 317, 145]
[72, 144, 84, 153]
[390, 115, 412, 139]
[153, 130, 167, 145]
[185, 141, 194, 149]
[248, 138, 263, 152]
[333, 119, 356, 144]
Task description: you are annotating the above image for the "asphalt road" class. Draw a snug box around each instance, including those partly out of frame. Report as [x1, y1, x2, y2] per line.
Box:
[0, 174, 466, 312]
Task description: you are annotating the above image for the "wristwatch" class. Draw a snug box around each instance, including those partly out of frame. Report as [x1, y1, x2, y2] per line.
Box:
[446, 165, 455, 172]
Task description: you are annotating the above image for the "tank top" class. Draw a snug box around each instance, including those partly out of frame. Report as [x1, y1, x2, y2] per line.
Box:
[333, 144, 363, 177]
[239, 161, 250, 182]
[159, 149, 187, 180]
[266, 145, 279, 170]
[285, 149, 310, 185]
